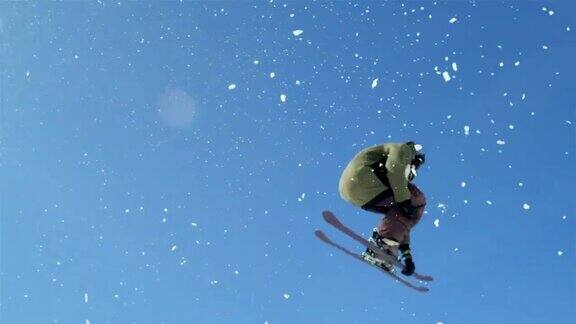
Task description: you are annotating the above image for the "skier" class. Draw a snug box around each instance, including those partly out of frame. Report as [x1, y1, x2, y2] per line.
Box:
[338, 141, 426, 276]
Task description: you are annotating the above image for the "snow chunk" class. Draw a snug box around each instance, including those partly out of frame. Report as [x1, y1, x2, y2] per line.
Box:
[292, 29, 303, 36]
[449, 17, 457, 24]
[371, 78, 379, 89]
[434, 219, 440, 228]
[280, 94, 287, 103]
[442, 71, 451, 82]
[496, 140, 506, 145]
[297, 193, 306, 202]
[227, 84, 236, 90]
[523, 203, 530, 210]
[283, 293, 291, 299]
[452, 62, 458, 72]
[464, 125, 470, 135]
[437, 203, 447, 213]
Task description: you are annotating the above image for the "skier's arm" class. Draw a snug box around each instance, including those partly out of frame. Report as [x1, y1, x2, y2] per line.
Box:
[384, 145, 412, 203]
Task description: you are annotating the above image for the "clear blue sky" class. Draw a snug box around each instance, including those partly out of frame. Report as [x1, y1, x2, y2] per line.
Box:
[1, 1, 575, 323]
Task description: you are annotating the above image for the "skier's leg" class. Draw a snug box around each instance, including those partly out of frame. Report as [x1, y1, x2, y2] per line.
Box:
[377, 183, 426, 242]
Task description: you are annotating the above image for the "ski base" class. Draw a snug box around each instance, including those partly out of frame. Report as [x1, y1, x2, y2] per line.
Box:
[322, 210, 433, 282]
[315, 230, 429, 293]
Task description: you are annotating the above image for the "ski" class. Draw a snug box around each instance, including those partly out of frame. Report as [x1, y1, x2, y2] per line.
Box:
[315, 230, 429, 293]
[322, 210, 434, 282]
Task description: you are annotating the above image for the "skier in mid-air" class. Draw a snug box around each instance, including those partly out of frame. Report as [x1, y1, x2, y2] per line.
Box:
[338, 141, 426, 276]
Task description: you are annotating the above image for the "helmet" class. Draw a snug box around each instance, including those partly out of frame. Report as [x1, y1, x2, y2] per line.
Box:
[406, 141, 426, 169]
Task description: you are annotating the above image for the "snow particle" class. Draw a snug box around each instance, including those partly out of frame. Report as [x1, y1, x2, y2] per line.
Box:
[464, 125, 470, 135]
[371, 78, 379, 89]
[461, 181, 466, 188]
[499, 62, 504, 68]
[171, 245, 178, 251]
[522, 203, 530, 210]
[437, 203, 447, 213]
[292, 29, 303, 36]
[84, 293, 89, 303]
[557, 250, 563, 256]
[442, 71, 451, 82]
[283, 293, 291, 299]
[486, 200, 493, 205]
[496, 140, 506, 145]
[280, 94, 287, 103]
[270, 72, 276, 79]
[548, 10, 554, 16]
[514, 61, 520, 66]
[227, 84, 236, 90]
[449, 17, 457, 24]
[452, 62, 458, 72]
[433, 219, 440, 228]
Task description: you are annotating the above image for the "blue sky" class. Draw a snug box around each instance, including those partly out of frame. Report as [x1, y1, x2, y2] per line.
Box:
[1, 1, 575, 323]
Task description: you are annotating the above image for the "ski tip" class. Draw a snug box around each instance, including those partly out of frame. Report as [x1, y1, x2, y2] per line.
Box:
[322, 210, 336, 222]
[418, 275, 434, 282]
[314, 230, 332, 243]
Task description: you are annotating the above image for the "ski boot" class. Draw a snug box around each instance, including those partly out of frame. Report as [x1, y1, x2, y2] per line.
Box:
[362, 229, 399, 272]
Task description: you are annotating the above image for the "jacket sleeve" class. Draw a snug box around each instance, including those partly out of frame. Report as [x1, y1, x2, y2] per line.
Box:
[384, 144, 413, 203]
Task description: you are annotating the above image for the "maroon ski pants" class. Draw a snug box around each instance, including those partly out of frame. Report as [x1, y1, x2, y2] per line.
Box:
[362, 183, 426, 243]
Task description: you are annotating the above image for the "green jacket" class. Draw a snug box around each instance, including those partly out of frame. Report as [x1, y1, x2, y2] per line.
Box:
[339, 142, 417, 207]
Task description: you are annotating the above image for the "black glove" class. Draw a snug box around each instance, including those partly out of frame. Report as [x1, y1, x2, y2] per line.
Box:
[398, 199, 416, 219]
[399, 244, 415, 276]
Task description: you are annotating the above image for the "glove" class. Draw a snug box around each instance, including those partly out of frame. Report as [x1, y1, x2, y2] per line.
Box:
[398, 199, 416, 219]
[402, 258, 415, 276]
[399, 244, 415, 276]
